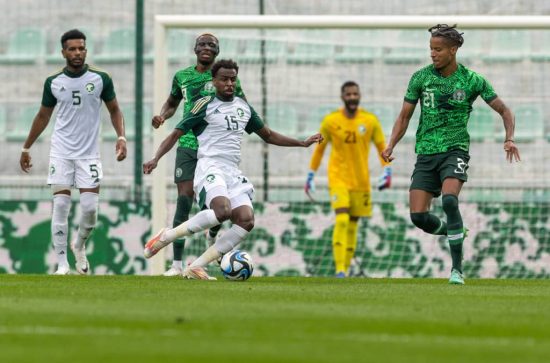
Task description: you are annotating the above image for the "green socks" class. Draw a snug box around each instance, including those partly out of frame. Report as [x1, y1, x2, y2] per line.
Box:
[172, 195, 194, 261]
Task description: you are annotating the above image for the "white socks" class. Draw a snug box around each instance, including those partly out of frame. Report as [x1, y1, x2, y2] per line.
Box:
[190, 225, 249, 268]
[165, 209, 220, 242]
[73, 192, 98, 250]
[52, 194, 71, 266]
[214, 225, 249, 254]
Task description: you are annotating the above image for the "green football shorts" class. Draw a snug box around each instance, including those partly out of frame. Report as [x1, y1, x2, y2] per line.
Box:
[174, 147, 198, 183]
[410, 149, 470, 197]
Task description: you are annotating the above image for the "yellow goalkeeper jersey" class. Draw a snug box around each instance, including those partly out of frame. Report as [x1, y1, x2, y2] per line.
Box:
[309, 107, 389, 192]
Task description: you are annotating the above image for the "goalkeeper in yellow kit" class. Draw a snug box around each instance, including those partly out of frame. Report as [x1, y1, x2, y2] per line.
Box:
[305, 81, 391, 277]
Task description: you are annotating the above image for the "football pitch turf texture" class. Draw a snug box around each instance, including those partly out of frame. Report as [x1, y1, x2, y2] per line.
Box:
[0, 276, 548, 363]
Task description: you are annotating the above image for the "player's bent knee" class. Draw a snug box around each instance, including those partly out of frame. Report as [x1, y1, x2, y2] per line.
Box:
[237, 218, 254, 232]
[410, 212, 429, 230]
[212, 204, 232, 222]
[442, 194, 459, 214]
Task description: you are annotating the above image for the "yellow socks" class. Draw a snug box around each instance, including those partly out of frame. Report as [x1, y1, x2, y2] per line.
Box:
[344, 220, 359, 273]
[332, 213, 350, 273]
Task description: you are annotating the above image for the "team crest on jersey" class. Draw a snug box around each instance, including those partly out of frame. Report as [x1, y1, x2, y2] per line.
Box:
[204, 81, 214, 93]
[237, 108, 245, 118]
[50, 165, 56, 176]
[85, 83, 95, 93]
[358, 125, 367, 135]
[175, 168, 183, 178]
[452, 89, 466, 101]
[206, 174, 216, 183]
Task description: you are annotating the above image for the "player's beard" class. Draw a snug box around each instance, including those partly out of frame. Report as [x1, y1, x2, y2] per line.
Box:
[67, 57, 85, 71]
[344, 100, 359, 113]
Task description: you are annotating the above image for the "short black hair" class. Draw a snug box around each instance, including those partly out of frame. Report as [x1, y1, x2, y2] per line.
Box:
[428, 24, 464, 48]
[212, 59, 239, 77]
[61, 29, 86, 49]
[341, 81, 359, 93]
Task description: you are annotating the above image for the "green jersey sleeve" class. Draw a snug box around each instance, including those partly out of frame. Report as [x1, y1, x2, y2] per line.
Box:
[404, 69, 424, 104]
[41, 77, 57, 107]
[245, 106, 265, 134]
[476, 74, 498, 103]
[170, 74, 184, 100]
[100, 73, 116, 102]
[175, 96, 210, 135]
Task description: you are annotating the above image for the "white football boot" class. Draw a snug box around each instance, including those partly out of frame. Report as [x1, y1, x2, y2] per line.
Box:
[53, 264, 70, 275]
[182, 266, 217, 280]
[163, 266, 183, 277]
[71, 243, 90, 275]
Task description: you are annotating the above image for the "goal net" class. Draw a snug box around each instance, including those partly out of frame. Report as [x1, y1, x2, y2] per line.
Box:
[151, 15, 550, 278]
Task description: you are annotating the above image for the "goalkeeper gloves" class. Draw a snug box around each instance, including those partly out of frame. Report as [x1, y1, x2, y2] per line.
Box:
[377, 166, 392, 191]
[305, 171, 315, 193]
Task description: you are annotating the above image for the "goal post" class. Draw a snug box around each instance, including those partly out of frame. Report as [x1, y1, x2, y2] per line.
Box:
[150, 15, 550, 276]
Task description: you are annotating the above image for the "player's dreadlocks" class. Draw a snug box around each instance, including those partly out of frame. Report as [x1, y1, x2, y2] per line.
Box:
[428, 24, 464, 48]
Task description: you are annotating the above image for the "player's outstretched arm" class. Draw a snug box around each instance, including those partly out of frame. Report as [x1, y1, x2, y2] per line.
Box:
[105, 98, 127, 161]
[143, 129, 184, 174]
[381, 101, 416, 163]
[255, 126, 323, 147]
[152, 95, 181, 129]
[20, 105, 54, 173]
[488, 97, 520, 163]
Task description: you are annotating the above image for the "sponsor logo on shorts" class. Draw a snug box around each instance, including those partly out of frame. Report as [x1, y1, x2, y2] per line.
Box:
[206, 174, 215, 183]
[175, 168, 183, 178]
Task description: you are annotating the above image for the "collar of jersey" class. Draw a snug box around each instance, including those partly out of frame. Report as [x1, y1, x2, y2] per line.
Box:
[431, 63, 463, 78]
[63, 64, 89, 78]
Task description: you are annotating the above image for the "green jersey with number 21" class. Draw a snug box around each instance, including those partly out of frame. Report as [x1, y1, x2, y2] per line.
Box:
[404, 63, 497, 155]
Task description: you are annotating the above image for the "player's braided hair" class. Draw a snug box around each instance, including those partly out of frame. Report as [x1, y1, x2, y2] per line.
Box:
[428, 24, 464, 47]
[212, 59, 239, 77]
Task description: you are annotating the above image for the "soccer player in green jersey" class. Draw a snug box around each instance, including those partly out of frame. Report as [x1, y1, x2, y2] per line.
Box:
[151, 33, 245, 276]
[381, 24, 521, 285]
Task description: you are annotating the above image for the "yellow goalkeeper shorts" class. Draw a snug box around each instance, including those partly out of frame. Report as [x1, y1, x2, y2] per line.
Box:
[329, 187, 372, 217]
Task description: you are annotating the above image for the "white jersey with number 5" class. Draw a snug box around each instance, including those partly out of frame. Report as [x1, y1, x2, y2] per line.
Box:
[176, 95, 264, 173]
[41, 65, 117, 159]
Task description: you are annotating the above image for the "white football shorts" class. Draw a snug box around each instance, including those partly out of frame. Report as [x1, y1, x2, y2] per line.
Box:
[194, 162, 254, 210]
[47, 157, 103, 189]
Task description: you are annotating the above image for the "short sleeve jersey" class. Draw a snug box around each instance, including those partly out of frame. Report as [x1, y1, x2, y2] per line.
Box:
[318, 108, 387, 192]
[42, 65, 116, 159]
[170, 65, 245, 150]
[404, 64, 497, 155]
[175, 95, 263, 169]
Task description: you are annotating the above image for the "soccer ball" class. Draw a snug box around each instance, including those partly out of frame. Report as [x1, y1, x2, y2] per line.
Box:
[220, 250, 254, 281]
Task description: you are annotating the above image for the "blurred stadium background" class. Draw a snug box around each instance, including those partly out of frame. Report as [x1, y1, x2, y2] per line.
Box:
[0, 0, 549, 277]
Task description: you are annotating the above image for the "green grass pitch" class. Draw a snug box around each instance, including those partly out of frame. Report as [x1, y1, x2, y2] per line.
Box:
[0, 275, 549, 363]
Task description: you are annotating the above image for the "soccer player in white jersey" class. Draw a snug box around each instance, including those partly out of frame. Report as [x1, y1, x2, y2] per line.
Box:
[143, 59, 323, 280]
[19, 29, 127, 275]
